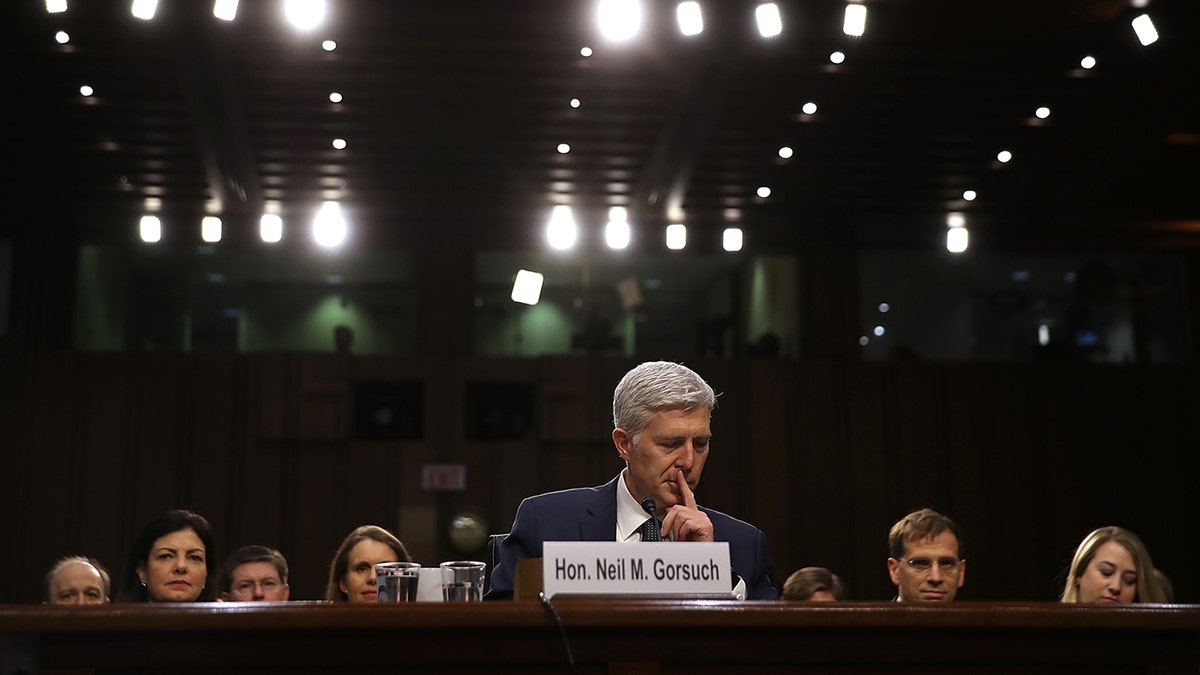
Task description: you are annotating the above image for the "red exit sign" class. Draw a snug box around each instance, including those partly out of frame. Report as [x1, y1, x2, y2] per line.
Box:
[421, 464, 466, 491]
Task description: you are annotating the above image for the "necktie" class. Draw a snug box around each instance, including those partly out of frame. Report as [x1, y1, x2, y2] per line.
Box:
[639, 517, 660, 542]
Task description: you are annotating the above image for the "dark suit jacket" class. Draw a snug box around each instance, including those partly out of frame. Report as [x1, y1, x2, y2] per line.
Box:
[486, 475, 779, 600]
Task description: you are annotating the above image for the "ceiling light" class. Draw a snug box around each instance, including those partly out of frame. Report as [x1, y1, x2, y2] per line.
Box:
[946, 227, 969, 253]
[1080, 55, 1096, 69]
[329, 92, 342, 103]
[597, 0, 642, 42]
[55, 31, 70, 44]
[547, 205, 577, 250]
[322, 40, 336, 51]
[45, 0, 67, 13]
[284, 0, 326, 30]
[79, 85, 93, 97]
[570, 98, 581, 109]
[332, 138, 347, 150]
[213, 0, 238, 21]
[606, 207, 631, 249]
[947, 212, 965, 228]
[962, 189, 977, 201]
[1035, 106, 1051, 119]
[843, 3, 867, 37]
[757, 186, 772, 198]
[511, 269, 544, 305]
[873, 325, 885, 337]
[830, 51, 846, 64]
[140, 215, 161, 243]
[557, 143, 571, 154]
[756, 3, 782, 38]
[677, 1, 703, 36]
[878, 303, 890, 313]
[312, 201, 346, 248]
[666, 223, 687, 250]
[997, 150, 1012, 163]
[801, 102, 817, 115]
[858, 336, 869, 346]
[580, 46, 593, 57]
[201, 216, 222, 243]
[778, 146, 793, 159]
[260, 214, 283, 243]
[1131, 14, 1158, 46]
[131, 0, 157, 20]
[723, 227, 743, 252]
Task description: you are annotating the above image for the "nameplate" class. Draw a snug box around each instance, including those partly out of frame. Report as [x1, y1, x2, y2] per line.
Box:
[542, 541, 732, 599]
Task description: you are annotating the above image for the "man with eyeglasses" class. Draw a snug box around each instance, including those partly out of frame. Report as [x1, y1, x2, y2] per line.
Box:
[886, 508, 965, 602]
[218, 545, 291, 602]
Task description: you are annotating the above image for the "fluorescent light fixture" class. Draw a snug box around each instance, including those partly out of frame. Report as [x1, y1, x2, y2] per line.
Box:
[756, 3, 782, 38]
[666, 223, 687, 250]
[284, 0, 326, 30]
[131, 0, 157, 20]
[312, 201, 346, 248]
[677, 1, 703, 36]
[511, 269, 545, 305]
[946, 227, 969, 253]
[260, 214, 283, 243]
[547, 205, 577, 250]
[843, 3, 866, 37]
[213, 0, 238, 21]
[1131, 13, 1158, 46]
[46, 0, 67, 13]
[140, 215, 161, 243]
[597, 0, 642, 41]
[606, 206, 630, 249]
[723, 227, 743, 252]
[201, 216, 222, 243]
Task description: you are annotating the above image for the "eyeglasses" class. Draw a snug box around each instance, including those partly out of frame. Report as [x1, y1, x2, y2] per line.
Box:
[232, 579, 282, 594]
[897, 557, 962, 574]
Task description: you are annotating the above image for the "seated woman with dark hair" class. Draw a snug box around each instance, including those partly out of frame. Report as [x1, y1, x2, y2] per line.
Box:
[782, 566, 847, 602]
[1061, 526, 1167, 603]
[325, 524, 412, 603]
[119, 509, 216, 602]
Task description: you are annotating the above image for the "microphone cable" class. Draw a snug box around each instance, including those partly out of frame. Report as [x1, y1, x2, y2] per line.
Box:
[538, 591, 578, 675]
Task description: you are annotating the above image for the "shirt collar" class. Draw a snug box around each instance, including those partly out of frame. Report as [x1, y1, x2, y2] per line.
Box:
[616, 468, 654, 541]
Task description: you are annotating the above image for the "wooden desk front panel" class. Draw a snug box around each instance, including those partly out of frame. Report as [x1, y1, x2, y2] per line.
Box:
[3, 601, 1198, 675]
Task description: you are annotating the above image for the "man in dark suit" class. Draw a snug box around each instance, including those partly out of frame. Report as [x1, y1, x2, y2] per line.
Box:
[486, 361, 778, 600]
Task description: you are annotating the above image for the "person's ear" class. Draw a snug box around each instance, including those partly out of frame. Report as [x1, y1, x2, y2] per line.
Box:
[956, 559, 966, 588]
[613, 428, 633, 460]
[887, 558, 901, 586]
[281, 585, 291, 601]
[136, 563, 147, 585]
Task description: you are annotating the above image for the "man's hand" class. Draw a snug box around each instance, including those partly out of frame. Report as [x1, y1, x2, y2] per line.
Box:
[661, 468, 714, 542]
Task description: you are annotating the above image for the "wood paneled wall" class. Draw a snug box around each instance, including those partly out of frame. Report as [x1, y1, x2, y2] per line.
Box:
[3, 353, 1197, 604]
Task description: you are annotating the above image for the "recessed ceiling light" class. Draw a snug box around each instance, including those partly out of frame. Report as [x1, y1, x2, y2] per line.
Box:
[756, 186, 772, 199]
[801, 102, 818, 115]
[830, 51, 845, 64]
[778, 146, 793, 159]
[997, 150, 1012, 163]
[1080, 55, 1096, 69]
[1035, 106, 1051, 119]
[570, 98, 581, 109]
[557, 143, 571, 154]
[963, 190, 977, 201]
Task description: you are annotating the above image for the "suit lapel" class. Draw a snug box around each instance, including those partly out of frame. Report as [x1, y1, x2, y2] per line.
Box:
[580, 475, 620, 540]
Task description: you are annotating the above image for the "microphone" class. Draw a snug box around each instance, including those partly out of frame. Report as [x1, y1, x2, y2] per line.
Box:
[640, 497, 661, 541]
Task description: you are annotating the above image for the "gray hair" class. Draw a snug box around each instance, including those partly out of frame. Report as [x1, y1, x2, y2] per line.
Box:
[612, 361, 716, 443]
[46, 555, 111, 601]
